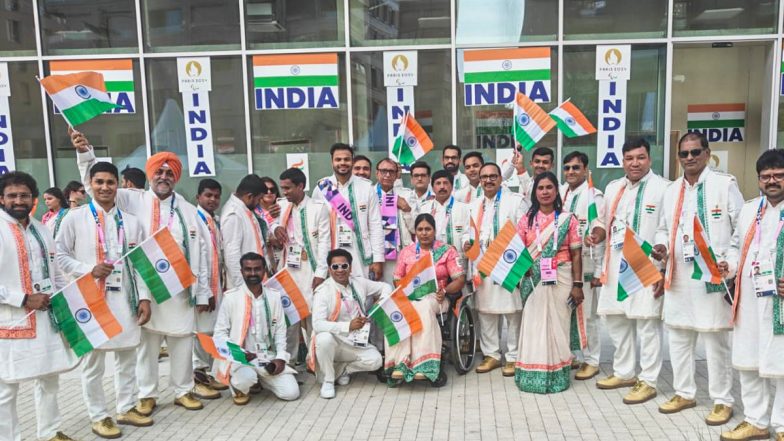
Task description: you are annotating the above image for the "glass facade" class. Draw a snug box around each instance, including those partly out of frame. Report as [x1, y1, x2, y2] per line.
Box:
[1, 1, 783, 201]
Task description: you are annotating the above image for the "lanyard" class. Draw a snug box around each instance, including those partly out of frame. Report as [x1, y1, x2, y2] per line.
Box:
[753, 197, 784, 258]
[27, 223, 51, 281]
[432, 196, 455, 245]
[298, 205, 317, 272]
[161, 193, 176, 228]
[197, 210, 219, 249]
[534, 211, 559, 253]
[89, 201, 125, 263]
[347, 182, 371, 266]
[249, 291, 273, 350]
[341, 284, 366, 318]
[478, 189, 502, 237]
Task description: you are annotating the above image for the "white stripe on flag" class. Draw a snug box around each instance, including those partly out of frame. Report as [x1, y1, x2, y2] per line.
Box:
[49, 85, 113, 109]
[488, 235, 525, 281]
[687, 111, 745, 121]
[463, 58, 550, 73]
[139, 238, 186, 295]
[62, 283, 109, 345]
[381, 297, 410, 338]
[253, 64, 337, 78]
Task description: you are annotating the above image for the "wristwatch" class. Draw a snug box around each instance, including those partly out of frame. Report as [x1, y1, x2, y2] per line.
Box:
[572, 282, 584, 288]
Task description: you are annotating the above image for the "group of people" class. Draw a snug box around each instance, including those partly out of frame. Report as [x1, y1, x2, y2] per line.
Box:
[0, 128, 781, 441]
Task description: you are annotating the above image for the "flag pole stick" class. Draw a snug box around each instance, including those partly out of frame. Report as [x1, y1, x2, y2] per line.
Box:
[35, 75, 75, 129]
[7, 309, 36, 329]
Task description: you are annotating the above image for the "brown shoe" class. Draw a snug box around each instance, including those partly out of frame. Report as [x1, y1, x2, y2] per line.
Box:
[158, 346, 168, 359]
[475, 356, 501, 373]
[390, 370, 404, 380]
[208, 377, 229, 391]
[232, 386, 250, 406]
[134, 398, 156, 417]
[706, 404, 734, 426]
[174, 392, 203, 410]
[623, 381, 657, 405]
[720, 421, 770, 441]
[46, 432, 76, 441]
[192, 383, 221, 400]
[502, 362, 515, 377]
[413, 373, 427, 380]
[596, 375, 637, 390]
[117, 408, 153, 427]
[776, 432, 784, 441]
[658, 395, 697, 414]
[91, 417, 121, 439]
[574, 364, 600, 381]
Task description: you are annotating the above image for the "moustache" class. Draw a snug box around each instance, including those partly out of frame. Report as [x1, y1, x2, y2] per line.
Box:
[766, 184, 781, 189]
[244, 276, 262, 285]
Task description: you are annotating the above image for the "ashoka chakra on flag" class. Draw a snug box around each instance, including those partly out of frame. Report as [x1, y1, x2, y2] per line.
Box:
[155, 259, 171, 273]
[390, 311, 404, 323]
[503, 249, 518, 263]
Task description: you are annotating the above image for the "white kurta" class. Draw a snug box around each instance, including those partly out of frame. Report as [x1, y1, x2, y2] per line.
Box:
[454, 182, 484, 205]
[0, 212, 78, 383]
[221, 194, 270, 290]
[194, 205, 224, 334]
[311, 175, 385, 278]
[451, 171, 471, 196]
[655, 168, 743, 331]
[55, 204, 149, 350]
[418, 197, 472, 261]
[469, 189, 528, 314]
[560, 180, 607, 278]
[598, 170, 668, 319]
[311, 277, 392, 345]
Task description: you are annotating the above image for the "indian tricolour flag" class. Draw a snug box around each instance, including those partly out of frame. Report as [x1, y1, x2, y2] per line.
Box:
[127, 227, 196, 304]
[396, 251, 437, 300]
[392, 112, 433, 166]
[585, 172, 598, 237]
[39, 72, 120, 126]
[252, 53, 339, 109]
[477, 220, 534, 293]
[692, 215, 723, 284]
[50, 274, 123, 357]
[196, 333, 251, 366]
[264, 268, 310, 326]
[687, 103, 745, 130]
[49, 59, 134, 114]
[463, 47, 551, 89]
[368, 288, 423, 346]
[617, 228, 662, 301]
[549, 100, 596, 138]
[514, 92, 556, 151]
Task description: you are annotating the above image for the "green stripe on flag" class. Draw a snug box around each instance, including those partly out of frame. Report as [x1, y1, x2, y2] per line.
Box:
[514, 124, 537, 151]
[692, 260, 704, 281]
[587, 203, 598, 224]
[254, 75, 338, 88]
[500, 249, 534, 293]
[464, 69, 551, 84]
[104, 80, 135, 92]
[370, 309, 401, 346]
[227, 341, 252, 366]
[687, 119, 745, 129]
[393, 136, 415, 166]
[617, 284, 629, 302]
[408, 280, 437, 301]
[551, 114, 579, 138]
[62, 99, 121, 126]
[127, 249, 172, 304]
[50, 293, 94, 357]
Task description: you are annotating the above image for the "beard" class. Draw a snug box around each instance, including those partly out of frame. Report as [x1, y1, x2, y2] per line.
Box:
[444, 163, 458, 173]
[3, 204, 30, 220]
[244, 276, 262, 286]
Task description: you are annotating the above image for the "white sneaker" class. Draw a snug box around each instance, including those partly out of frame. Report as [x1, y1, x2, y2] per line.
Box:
[336, 373, 351, 386]
[320, 382, 336, 399]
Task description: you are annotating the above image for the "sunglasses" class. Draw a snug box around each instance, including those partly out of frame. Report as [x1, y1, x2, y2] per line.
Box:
[330, 263, 350, 271]
[678, 148, 705, 159]
[563, 165, 582, 171]
[262, 187, 277, 194]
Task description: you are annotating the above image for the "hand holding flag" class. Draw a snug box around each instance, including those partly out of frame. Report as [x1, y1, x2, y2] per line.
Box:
[477, 221, 534, 293]
[367, 288, 423, 346]
[617, 227, 662, 301]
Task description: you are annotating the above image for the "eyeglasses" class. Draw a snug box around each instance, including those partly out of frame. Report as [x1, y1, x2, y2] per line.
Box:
[758, 172, 784, 183]
[677, 148, 706, 159]
[330, 263, 350, 271]
[479, 174, 499, 182]
[377, 169, 397, 175]
[411, 173, 429, 179]
[262, 187, 276, 194]
[4, 192, 33, 201]
[563, 165, 582, 172]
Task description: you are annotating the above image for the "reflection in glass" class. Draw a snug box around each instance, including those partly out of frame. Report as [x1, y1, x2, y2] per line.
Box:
[5, 62, 47, 184]
[673, 0, 778, 36]
[39, 0, 138, 54]
[564, 0, 667, 39]
[0, 1, 36, 55]
[245, 0, 343, 49]
[350, 0, 450, 46]
[141, 0, 241, 52]
[456, 0, 557, 44]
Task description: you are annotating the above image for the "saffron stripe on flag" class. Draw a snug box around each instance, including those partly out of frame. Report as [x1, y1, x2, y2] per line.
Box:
[49, 59, 133, 71]
[463, 47, 551, 62]
[153, 230, 195, 289]
[392, 291, 422, 335]
[252, 53, 338, 66]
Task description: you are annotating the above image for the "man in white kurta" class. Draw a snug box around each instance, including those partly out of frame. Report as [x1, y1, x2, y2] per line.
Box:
[310, 249, 388, 399]
[506, 147, 554, 202]
[596, 139, 668, 405]
[419, 170, 472, 271]
[719, 149, 784, 441]
[311, 143, 385, 280]
[274, 168, 332, 366]
[454, 152, 485, 204]
[55, 162, 153, 438]
[0, 172, 79, 441]
[72, 130, 211, 414]
[654, 134, 742, 423]
[212, 253, 299, 404]
[442, 145, 470, 195]
[468, 163, 527, 377]
[374, 158, 414, 285]
[406, 161, 435, 214]
[559, 152, 606, 382]
[221, 174, 273, 290]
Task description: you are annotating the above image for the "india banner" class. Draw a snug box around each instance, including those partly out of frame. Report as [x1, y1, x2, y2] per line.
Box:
[264, 268, 310, 326]
[477, 220, 534, 293]
[50, 273, 123, 357]
[127, 228, 196, 303]
[368, 288, 423, 346]
[549, 100, 596, 138]
[692, 215, 723, 284]
[196, 333, 251, 366]
[40, 72, 120, 126]
[462, 47, 551, 105]
[253, 53, 339, 110]
[513, 92, 555, 151]
[687, 103, 745, 143]
[392, 112, 433, 166]
[396, 251, 437, 300]
[49, 59, 135, 113]
[617, 228, 662, 301]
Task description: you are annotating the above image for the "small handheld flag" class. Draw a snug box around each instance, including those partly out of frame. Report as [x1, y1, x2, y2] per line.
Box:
[264, 268, 310, 326]
[368, 288, 423, 346]
[396, 252, 438, 300]
[617, 227, 662, 301]
[392, 112, 434, 166]
[477, 220, 534, 293]
[549, 100, 596, 138]
[513, 92, 556, 151]
[127, 228, 196, 304]
[691, 215, 723, 285]
[196, 333, 252, 366]
[39, 72, 120, 127]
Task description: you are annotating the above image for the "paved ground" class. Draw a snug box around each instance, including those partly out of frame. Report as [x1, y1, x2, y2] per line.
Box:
[17, 329, 754, 441]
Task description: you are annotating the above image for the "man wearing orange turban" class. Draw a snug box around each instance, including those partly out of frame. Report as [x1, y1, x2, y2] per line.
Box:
[145, 152, 183, 184]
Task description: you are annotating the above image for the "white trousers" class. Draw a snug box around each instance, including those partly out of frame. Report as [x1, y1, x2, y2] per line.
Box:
[573, 285, 601, 367]
[314, 333, 382, 383]
[668, 327, 734, 405]
[82, 349, 137, 421]
[286, 318, 312, 367]
[192, 333, 211, 372]
[605, 315, 663, 387]
[137, 330, 194, 400]
[739, 371, 784, 432]
[230, 365, 299, 401]
[478, 312, 521, 362]
[0, 375, 60, 441]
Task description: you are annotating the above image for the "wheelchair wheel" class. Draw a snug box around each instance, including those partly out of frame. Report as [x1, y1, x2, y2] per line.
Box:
[449, 301, 476, 375]
[430, 369, 448, 388]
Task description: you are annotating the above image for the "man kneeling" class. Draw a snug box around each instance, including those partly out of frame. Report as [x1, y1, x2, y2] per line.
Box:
[212, 253, 299, 405]
[309, 249, 388, 399]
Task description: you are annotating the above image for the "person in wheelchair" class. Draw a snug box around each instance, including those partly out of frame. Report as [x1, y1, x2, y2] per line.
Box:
[384, 214, 466, 384]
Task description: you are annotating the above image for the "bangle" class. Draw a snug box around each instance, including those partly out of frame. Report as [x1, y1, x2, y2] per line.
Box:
[572, 282, 584, 288]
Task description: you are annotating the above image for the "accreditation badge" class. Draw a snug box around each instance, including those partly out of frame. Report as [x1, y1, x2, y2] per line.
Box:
[105, 262, 124, 292]
[751, 260, 777, 297]
[338, 225, 353, 247]
[540, 257, 557, 286]
[33, 278, 53, 295]
[611, 224, 626, 250]
[286, 244, 302, 269]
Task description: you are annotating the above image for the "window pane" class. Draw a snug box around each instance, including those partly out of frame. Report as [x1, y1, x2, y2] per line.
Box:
[39, 0, 138, 55]
[456, 47, 558, 155]
[245, 0, 344, 50]
[249, 54, 348, 185]
[349, 0, 450, 46]
[562, 45, 667, 190]
[5, 62, 48, 184]
[564, 0, 667, 40]
[673, 0, 778, 36]
[0, 1, 36, 55]
[147, 57, 247, 201]
[456, 0, 557, 44]
[141, 0, 241, 53]
[351, 50, 452, 157]
[49, 59, 145, 187]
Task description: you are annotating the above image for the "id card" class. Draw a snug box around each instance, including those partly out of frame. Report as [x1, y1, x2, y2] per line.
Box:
[751, 260, 777, 297]
[33, 278, 53, 295]
[540, 257, 557, 286]
[338, 225, 353, 247]
[611, 224, 626, 250]
[681, 236, 695, 263]
[350, 322, 371, 347]
[105, 263, 124, 292]
[286, 244, 302, 269]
